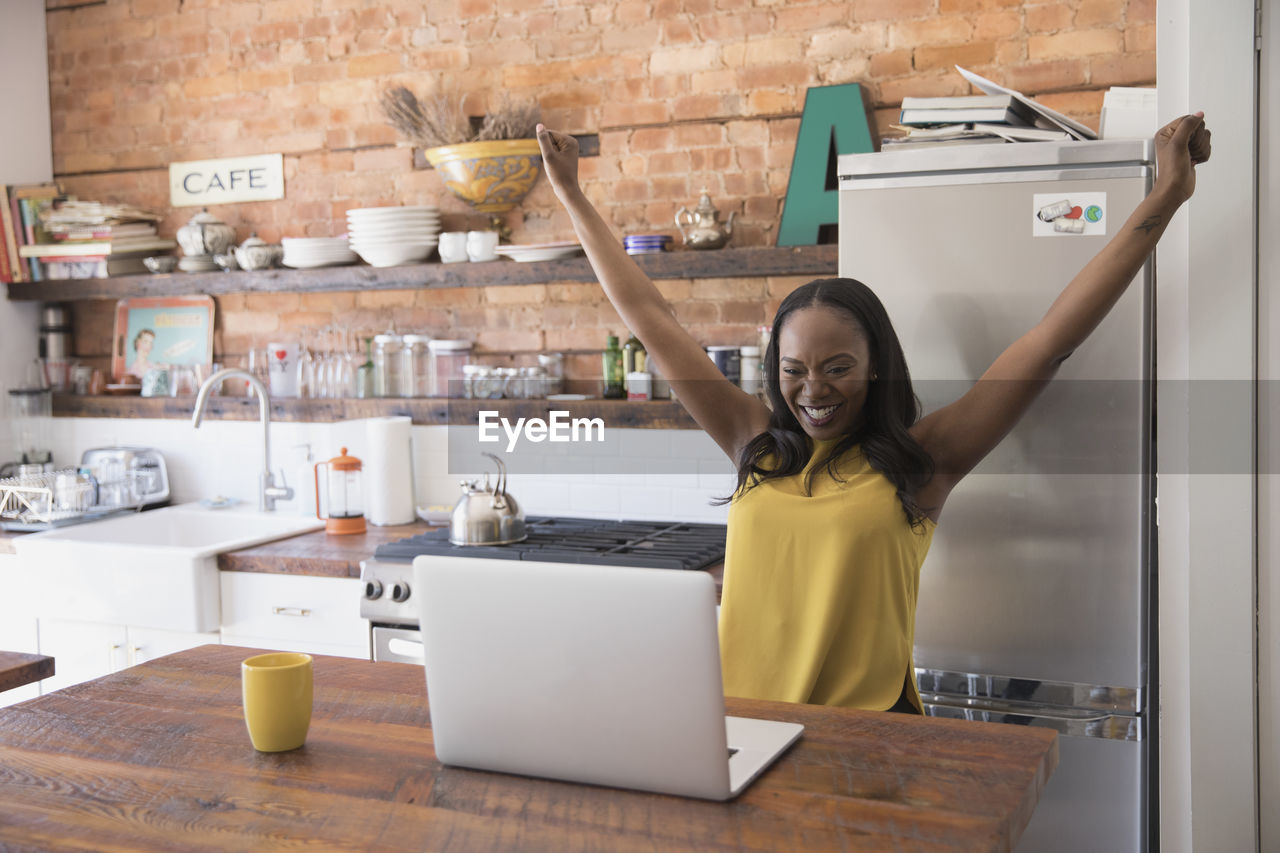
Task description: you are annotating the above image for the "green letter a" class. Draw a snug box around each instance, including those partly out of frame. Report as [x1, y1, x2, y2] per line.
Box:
[776, 83, 874, 246]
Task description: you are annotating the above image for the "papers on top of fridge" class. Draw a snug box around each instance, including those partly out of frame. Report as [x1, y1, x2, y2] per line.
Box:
[955, 65, 1098, 140]
[885, 123, 1072, 147]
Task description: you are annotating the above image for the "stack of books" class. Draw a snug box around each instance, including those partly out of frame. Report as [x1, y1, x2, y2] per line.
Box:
[884, 94, 1071, 149]
[882, 67, 1098, 150]
[12, 198, 176, 280]
[0, 183, 61, 283]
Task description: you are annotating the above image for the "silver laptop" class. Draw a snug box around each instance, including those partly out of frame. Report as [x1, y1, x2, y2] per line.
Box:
[412, 557, 803, 800]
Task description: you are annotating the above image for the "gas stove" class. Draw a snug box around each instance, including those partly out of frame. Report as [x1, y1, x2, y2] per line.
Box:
[360, 516, 727, 638]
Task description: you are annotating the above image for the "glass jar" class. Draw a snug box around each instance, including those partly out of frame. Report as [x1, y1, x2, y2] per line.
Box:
[401, 334, 432, 398]
[428, 339, 472, 397]
[471, 365, 502, 400]
[462, 364, 487, 399]
[521, 366, 548, 399]
[537, 352, 564, 396]
[372, 333, 404, 398]
[495, 367, 519, 400]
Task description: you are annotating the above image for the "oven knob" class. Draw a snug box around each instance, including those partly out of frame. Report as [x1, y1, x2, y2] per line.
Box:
[364, 580, 384, 600]
[390, 582, 411, 603]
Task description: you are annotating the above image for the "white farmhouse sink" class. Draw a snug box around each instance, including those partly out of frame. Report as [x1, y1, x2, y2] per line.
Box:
[14, 503, 324, 633]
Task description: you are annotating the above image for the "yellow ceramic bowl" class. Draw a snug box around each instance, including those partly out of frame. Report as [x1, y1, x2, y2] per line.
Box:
[241, 652, 313, 752]
[422, 139, 543, 213]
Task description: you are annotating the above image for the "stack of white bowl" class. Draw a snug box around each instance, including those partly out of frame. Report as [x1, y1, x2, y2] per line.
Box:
[281, 236, 358, 269]
[346, 206, 441, 267]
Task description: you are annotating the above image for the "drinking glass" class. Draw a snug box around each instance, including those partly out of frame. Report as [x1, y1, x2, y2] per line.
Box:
[296, 331, 316, 399]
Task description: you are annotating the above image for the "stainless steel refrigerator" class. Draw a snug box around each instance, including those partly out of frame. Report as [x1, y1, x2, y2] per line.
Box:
[837, 139, 1155, 853]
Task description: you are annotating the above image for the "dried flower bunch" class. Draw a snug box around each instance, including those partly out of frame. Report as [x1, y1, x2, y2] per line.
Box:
[380, 86, 541, 149]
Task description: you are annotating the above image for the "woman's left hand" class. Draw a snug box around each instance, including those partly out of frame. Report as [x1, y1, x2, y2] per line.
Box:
[1154, 112, 1212, 204]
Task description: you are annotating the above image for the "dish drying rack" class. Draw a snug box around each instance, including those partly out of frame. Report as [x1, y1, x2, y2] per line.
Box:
[0, 468, 141, 529]
[0, 447, 170, 531]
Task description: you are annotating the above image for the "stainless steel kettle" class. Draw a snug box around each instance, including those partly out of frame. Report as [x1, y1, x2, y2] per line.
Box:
[449, 453, 527, 546]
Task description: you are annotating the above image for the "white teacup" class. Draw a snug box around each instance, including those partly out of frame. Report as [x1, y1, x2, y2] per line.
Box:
[438, 232, 469, 264]
[466, 230, 499, 262]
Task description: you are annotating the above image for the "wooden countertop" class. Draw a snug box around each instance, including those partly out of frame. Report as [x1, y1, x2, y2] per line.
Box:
[0, 645, 1057, 851]
[216, 520, 432, 577]
[0, 651, 53, 692]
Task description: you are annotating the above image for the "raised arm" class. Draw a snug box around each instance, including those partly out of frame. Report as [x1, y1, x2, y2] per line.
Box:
[536, 125, 771, 459]
[911, 113, 1212, 514]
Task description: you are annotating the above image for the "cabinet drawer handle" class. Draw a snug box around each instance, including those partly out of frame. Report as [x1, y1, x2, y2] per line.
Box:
[271, 606, 312, 617]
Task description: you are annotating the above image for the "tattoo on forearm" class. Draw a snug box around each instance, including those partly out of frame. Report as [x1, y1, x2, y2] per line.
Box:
[1134, 216, 1162, 235]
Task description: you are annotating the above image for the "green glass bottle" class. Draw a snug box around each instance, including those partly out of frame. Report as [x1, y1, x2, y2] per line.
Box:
[602, 333, 625, 399]
[623, 332, 646, 375]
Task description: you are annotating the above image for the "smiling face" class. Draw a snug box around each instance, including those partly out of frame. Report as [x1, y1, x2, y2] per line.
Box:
[776, 305, 874, 440]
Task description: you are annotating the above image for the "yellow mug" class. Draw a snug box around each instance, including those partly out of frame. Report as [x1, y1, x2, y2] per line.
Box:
[241, 652, 313, 752]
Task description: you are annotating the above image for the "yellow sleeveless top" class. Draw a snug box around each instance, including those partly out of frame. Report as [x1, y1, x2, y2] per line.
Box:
[719, 439, 935, 711]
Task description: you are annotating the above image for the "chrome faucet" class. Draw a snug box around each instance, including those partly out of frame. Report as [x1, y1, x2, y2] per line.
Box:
[191, 368, 293, 512]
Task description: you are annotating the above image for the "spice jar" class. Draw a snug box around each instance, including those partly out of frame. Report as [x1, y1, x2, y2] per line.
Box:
[372, 332, 404, 398]
[401, 334, 432, 398]
[428, 339, 472, 397]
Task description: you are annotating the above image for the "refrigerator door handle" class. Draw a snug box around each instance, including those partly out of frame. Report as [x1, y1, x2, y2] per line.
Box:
[921, 694, 1143, 741]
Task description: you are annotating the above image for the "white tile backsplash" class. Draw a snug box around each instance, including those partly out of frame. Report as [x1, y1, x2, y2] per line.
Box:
[52, 419, 732, 525]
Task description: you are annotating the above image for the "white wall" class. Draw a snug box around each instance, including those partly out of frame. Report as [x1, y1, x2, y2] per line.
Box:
[1155, 0, 1259, 850]
[0, 0, 52, 452]
[45, 416, 734, 525]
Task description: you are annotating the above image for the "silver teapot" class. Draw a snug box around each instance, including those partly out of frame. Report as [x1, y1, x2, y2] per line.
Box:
[675, 189, 735, 250]
[449, 453, 527, 545]
[176, 208, 236, 258]
[233, 232, 283, 271]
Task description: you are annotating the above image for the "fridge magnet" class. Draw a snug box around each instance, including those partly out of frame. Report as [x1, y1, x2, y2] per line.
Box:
[112, 295, 215, 382]
[1032, 192, 1107, 237]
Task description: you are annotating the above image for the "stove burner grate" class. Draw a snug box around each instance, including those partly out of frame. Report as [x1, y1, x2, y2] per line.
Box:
[373, 516, 726, 571]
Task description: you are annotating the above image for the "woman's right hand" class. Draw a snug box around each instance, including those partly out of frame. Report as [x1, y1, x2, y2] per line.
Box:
[536, 123, 580, 199]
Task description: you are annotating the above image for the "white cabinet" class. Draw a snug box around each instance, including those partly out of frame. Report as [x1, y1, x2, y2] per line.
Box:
[0, 552, 41, 707]
[36, 618, 219, 694]
[220, 572, 370, 660]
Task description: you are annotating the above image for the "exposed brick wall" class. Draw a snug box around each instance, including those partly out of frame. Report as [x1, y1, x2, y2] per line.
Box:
[45, 0, 1155, 380]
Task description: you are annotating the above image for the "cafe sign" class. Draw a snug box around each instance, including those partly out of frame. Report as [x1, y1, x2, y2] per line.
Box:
[169, 153, 284, 207]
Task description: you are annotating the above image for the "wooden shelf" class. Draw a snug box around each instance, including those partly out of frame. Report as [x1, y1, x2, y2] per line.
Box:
[7, 244, 838, 301]
[54, 393, 701, 429]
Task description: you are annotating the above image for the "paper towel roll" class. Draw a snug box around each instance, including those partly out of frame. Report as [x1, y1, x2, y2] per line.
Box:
[365, 416, 415, 525]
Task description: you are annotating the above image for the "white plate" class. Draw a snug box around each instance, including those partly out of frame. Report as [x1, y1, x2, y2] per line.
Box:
[346, 213, 441, 223]
[545, 393, 589, 401]
[349, 239, 438, 251]
[283, 258, 358, 269]
[495, 242, 583, 262]
[354, 245, 435, 267]
[347, 205, 439, 216]
[347, 226, 441, 239]
[284, 248, 360, 258]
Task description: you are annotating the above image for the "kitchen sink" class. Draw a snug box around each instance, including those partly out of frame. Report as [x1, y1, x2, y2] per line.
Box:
[14, 503, 323, 633]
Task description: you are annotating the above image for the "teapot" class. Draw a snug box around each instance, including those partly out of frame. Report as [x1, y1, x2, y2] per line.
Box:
[233, 232, 283, 271]
[449, 453, 527, 545]
[176, 208, 236, 258]
[675, 189, 735, 250]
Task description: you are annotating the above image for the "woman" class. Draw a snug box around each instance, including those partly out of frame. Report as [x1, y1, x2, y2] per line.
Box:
[129, 328, 160, 379]
[535, 113, 1211, 713]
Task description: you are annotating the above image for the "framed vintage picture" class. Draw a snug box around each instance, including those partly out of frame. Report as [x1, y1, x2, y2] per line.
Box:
[112, 295, 215, 382]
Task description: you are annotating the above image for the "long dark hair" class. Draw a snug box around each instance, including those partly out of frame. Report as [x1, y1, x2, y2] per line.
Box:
[724, 278, 934, 527]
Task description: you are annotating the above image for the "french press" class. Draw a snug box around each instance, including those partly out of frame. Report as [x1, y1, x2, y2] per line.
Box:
[314, 447, 366, 535]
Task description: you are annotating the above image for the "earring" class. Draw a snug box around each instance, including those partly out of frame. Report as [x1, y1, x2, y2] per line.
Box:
[871, 372, 878, 381]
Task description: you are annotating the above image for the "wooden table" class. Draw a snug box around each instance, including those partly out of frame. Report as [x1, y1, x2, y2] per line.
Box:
[0, 645, 1057, 851]
[0, 651, 53, 692]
